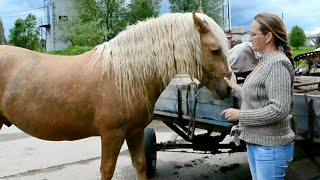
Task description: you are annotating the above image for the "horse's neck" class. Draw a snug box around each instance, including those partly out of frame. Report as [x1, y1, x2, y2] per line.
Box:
[143, 79, 166, 104]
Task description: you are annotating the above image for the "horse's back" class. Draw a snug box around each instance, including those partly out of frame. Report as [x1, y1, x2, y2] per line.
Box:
[0, 45, 141, 140]
[0, 45, 103, 140]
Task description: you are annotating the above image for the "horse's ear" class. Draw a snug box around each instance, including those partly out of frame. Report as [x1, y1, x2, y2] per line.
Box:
[197, 6, 204, 13]
[192, 12, 209, 33]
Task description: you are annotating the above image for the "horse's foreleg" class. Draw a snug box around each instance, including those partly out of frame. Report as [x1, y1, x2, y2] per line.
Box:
[0, 122, 3, 130]
[100, 134, 125, 180]
[126, 131, 147, 180]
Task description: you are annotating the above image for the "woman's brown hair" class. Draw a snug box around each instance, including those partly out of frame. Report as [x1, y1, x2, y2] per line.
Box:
[254, 12, 294, 66]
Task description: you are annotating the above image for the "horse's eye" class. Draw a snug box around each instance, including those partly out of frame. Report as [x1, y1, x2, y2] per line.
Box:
[211, 49, 219, 55]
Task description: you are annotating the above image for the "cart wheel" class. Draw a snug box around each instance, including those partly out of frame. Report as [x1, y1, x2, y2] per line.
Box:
[144, 127, 157, 178]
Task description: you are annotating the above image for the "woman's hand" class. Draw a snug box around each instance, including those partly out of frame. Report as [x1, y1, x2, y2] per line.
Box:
[223, 73, 237, 89]
[221, 108, 240, 121]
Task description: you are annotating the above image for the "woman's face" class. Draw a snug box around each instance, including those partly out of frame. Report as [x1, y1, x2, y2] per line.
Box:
[250, 20, 267, 54]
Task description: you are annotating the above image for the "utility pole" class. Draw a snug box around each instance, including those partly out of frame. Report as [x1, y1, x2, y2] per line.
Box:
[222, 0, 231, 31]
[228, 0, 231, 31]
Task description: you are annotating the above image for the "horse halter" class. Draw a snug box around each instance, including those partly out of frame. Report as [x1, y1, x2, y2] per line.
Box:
[199, 67, 233, 87]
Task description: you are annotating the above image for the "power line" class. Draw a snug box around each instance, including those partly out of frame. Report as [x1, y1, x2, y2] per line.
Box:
[0, 6, 44, 18]
[0, 5, 44, 14]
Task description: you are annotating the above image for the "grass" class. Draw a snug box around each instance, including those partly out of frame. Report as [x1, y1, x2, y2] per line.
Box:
[292, 46, 315, 57]
[49, 45, 93, 55]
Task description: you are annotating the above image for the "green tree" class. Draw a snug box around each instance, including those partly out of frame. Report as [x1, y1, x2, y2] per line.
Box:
[201, 0, 223, 25]
[169, 0, 197, 12]
[169, 0, 223, 26]
[0, 17, 6, 44]
[125, 0, 161, 25]
[94, 0, 127, 40]
[59, 0, 127, 45]
[289, 25, 306, 49]
[57, 10, 105, 46]
[9, 14, 41, 50]
[57, 0, 104, 46]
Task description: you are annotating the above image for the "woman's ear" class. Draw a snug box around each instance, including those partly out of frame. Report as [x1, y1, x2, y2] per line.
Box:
[266, 32, 272, 44]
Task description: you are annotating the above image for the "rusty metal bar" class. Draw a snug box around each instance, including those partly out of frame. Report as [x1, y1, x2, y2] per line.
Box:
[162, 121, 194, 143]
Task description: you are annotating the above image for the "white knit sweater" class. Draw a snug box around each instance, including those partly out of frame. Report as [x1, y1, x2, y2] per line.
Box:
[232, 50, 295, 146]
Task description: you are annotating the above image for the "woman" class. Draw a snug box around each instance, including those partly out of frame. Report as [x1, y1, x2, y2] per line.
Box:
[221, 12, 295, 180]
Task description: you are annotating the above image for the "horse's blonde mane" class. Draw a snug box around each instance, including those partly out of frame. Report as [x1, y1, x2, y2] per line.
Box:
[90, 13, 229, 110]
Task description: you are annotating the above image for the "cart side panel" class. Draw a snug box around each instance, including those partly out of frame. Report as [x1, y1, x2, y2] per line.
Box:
[155, 85, 235, 127]
[293, 93, 320, 138]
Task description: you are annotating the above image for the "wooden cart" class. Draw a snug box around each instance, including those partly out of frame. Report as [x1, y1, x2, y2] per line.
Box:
[144, 75, 320, 179]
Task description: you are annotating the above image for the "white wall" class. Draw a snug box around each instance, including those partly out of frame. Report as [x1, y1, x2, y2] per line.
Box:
[46, 0, 73, 51]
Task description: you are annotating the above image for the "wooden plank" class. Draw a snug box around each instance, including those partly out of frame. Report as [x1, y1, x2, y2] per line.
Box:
[153, 110, 233, 127]
[295, 76, 320, 83]
[293, 94, 320, 139]
[295, 87, 320, 93]
[294, 81, 320, 88]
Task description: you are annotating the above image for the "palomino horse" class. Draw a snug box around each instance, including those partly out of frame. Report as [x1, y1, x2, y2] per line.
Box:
[0, 12, 231, 179]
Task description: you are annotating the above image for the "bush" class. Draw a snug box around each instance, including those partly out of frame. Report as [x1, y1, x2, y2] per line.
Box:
[49, 45, 93, 55]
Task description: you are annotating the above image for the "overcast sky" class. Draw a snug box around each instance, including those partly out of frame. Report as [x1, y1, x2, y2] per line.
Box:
[230, 0, 320, 35]
[1, 0, 320, 39]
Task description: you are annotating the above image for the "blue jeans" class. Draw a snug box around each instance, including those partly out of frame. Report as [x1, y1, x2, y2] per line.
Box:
[247, 142, 294, 180]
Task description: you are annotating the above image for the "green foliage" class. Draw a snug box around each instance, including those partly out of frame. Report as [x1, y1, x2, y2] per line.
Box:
[289, 26, 306, 49]
[59, 0, 128, 45]
[201, 0, 223, 26]
[75, 0, 100, 22]
[9, 14, 41, 50]
[49, 45, 93, 55]
[59, 0, 162, 47]
[57, 0, 105, 46]
[94, 0, 128, 40]
[75, 0, 127, 40]
[0, 17, 6, 44]
[169, 0, 198, 12]
[169, 0, 223, 26]
[126, 0, 161, 25]
[57, 10, 105, 47]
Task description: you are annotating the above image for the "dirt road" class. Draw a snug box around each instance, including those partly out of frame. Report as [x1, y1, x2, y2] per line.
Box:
[0, 121, 251, 180]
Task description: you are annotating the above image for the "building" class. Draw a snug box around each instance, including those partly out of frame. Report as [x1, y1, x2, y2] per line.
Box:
[224, 26, 251, 46]
[39, 0, 73, 51]
[229, 27, 251, 42]
[307, 33, 320, 48]
[305, 37, 315, 47]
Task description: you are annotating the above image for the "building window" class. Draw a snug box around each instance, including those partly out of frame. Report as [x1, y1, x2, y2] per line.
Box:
[59, 16, 68, 21]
